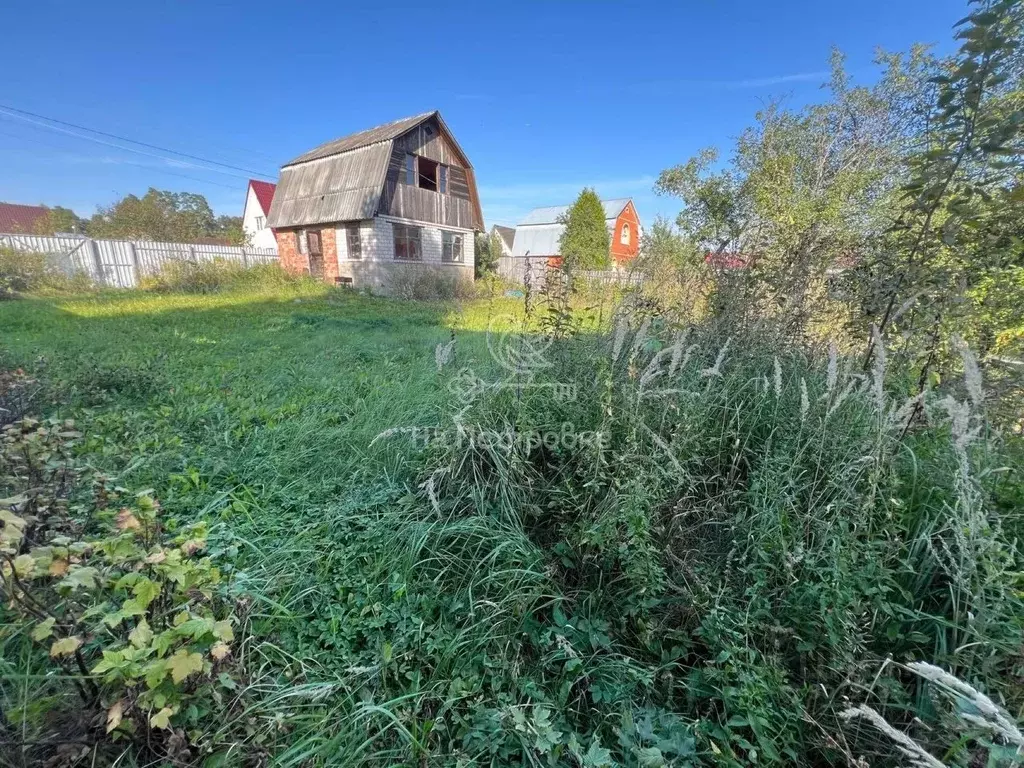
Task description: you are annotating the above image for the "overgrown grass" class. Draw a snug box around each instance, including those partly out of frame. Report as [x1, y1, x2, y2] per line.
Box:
[1, 284, 1021, 766]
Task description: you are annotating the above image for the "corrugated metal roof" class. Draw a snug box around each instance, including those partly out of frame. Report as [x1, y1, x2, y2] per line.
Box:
[511, 221, 618, 258]
[266, 143, 391, 228]
[0, 202, 48, 233]
[283, 112, 436, 167]
[516, 198, 632, 226]
[511, 198, 632, 257]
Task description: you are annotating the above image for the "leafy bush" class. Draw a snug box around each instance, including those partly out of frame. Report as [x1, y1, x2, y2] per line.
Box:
[0, 419, 243, 765]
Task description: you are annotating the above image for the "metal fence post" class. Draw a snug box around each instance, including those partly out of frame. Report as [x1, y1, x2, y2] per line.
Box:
[88, 238, 105, 286]
[128, 242, 141, 287]
[241, 249, 249, 268]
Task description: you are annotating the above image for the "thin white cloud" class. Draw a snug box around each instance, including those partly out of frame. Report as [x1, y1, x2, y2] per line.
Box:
[722, 71, 828, 89]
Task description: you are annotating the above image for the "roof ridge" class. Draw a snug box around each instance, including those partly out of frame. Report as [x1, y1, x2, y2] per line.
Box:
[282, 111, 439, 167]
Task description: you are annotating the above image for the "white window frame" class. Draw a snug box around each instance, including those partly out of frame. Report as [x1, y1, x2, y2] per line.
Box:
[393, 223, 422, 261]
[441, 230, 464, 263]
[255, 215, 265, 230]
[620, 222, 631, 245]
[346, 224, 362, 260]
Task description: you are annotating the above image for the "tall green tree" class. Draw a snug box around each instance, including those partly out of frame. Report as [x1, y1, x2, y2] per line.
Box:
[558, 188, 610, 270]
[474, 232, 499, 278]
[33, 206, 86, 235]
[88, 188, 216, 242]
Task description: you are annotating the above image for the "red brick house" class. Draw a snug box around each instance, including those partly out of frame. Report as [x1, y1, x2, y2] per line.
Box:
[266, 111, 483, 291]
[510, 198, 641, 269]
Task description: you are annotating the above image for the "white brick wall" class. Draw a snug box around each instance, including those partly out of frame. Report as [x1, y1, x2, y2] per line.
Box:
[336, 216, 473, 270]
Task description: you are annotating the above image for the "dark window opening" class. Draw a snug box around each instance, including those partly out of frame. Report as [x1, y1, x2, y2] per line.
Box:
[405, 154, 415, 185]
[393, 223, 422, 261]
[439, 165, 448, 194]
[417, 157, 438, 192]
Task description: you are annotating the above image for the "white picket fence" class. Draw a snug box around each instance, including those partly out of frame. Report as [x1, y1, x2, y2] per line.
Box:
[496, 256, 644, 288]
[0, 233, 278, 289]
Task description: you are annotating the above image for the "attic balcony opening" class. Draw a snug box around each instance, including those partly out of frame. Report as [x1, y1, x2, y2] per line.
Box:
[417, 157, 439, 192]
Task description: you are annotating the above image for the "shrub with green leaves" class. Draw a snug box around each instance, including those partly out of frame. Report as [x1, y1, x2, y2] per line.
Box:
[0, 419, 241, 764]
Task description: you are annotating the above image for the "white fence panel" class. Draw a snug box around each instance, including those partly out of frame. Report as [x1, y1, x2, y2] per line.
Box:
[0, 233, 278, 289]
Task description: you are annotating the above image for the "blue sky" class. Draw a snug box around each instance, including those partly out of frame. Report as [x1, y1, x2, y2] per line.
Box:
[0, 0, 966, 229]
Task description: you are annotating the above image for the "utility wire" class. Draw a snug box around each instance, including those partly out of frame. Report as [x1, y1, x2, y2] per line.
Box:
[0, 127, 243, 191]
[0, 103, 278, 180]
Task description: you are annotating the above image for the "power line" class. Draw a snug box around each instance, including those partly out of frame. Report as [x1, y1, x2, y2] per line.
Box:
[0, 128, 244, 192]
[0, 103, 278, 180]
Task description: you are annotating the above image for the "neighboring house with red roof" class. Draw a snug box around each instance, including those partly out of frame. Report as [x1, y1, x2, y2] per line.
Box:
[242, 180, 277, 250]
[0, 202, 48, 234]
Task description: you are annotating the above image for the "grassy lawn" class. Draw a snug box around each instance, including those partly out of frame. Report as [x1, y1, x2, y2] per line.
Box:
[2, 283, 1021, 767]
[0, 284, 528, 764]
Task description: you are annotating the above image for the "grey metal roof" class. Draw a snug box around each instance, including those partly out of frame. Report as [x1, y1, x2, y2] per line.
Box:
[283, 112, 436, 167]
[266, 143, 391, 228]
[511, 198, 632, 257]
[516, 198, 632, 226]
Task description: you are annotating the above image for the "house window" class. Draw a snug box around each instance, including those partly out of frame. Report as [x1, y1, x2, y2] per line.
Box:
[417, 157, 438, 192]
[405, 154, 416, 185]
[442, 231, 464, 263]
[346, 224, 362, 260]
[255, 215, 265, 230]
[393, 223, 421, 260]
[621, 223, 631, 245]
[439, 165, 448, 194]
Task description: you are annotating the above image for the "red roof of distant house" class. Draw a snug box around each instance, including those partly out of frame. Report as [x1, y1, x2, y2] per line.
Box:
[0, 202, 47, 233]
[705, 251, 750, 269]
[249, 180, 276, 216]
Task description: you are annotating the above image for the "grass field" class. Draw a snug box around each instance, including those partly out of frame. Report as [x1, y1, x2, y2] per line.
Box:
[0, 283, 533, 763]
[2, 282, 1022, 767]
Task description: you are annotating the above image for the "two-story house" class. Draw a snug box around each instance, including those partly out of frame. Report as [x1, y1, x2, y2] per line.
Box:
[266, 111, 483, 291]
[241, 180, 278, 250]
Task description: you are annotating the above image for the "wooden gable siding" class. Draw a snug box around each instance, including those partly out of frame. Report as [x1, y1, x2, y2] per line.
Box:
[391, 116, 465, 166]
[378, 116, 482, 230]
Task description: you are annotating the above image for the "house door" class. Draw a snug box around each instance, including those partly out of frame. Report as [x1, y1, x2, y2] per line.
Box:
[307, 230, 324, 279]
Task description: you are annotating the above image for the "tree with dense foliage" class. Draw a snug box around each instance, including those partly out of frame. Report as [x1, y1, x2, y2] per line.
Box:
[33, 206, 87, 236]
[474, 232, 499, 278]
[558, 187, 610, 270]
[87, 188, 233, 243]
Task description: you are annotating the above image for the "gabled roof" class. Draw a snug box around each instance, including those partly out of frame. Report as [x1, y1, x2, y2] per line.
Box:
[268, 110, 480, 230]
[283, 112, 436, 167]
[516, 198, 632, 227]
[248, 180, 276, 215]
[491, 225, 515, 251]
[0, 202, 48, 233]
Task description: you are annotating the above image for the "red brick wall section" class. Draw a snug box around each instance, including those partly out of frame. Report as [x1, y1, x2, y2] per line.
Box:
[275, 227, 340, 283]
[276, 230, 306, 275]
[321, 227, 339, 284]
[609, 202, 641, 265]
